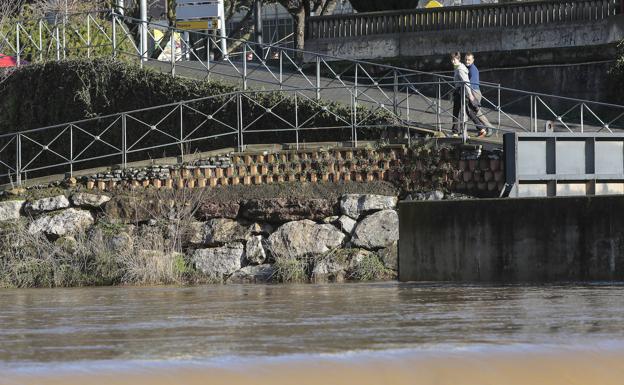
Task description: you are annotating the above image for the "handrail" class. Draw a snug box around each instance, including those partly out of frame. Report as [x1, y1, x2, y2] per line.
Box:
[307, 0, 621, 39]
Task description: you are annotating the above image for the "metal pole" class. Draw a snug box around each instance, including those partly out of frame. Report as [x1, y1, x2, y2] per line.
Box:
[280, 50, 284, 90]
[112, 10, 117, 58]
[122, 114, 127, 169]
[497, 85, 501, 133]
[254, 0, 263, 58]
[534, 96, 538, 132]
[406, 85, 410, 122]
[69, 125, 73, 178]
[140, 0, 148, 62]
[530, 95, 534, 132]
[15, 24, 20, 67]
[580, 103, 584, 133]
[117, 0, 125, 16]
[16, 134, 21, 186]
[236, 93, 241, 151]
[243, 45, 248, 90]
[39, 19, 43, 61]
[179, 104, 184, 160]
[393, 70, 398, 116]
[206, 30, 211, 79]
[436, 79, 441, 132]
[170, 31, 175, 77]
[316, 56, 321, 100]
[295, 93, 299, 150]
[218, 0, 228, 59]
[87, 15, 91, 58]
[62, 7, 67, 59]
[238, 93, 244, 151]
[56, 24, 61, 61]
[461, 84, 466, 143]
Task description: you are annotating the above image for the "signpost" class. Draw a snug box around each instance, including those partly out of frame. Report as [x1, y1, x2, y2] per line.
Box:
[176, 0, 227, 59]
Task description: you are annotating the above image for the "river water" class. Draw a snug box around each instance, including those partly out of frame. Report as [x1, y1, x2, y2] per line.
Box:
[1, 282, 624, 385]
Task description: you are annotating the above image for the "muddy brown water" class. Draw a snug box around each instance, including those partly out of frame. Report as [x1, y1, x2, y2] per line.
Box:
[1, 282, 624, 384]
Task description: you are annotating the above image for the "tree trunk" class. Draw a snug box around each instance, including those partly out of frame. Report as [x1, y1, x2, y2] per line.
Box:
[293, 4, 305, 61]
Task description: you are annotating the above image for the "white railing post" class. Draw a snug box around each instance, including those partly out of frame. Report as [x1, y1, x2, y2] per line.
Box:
[111, 10, 117, 58]
[170, 31, 176, 77]
[15, 23, 20, 67]
[238, 93, 244, 152]
[295, 93, 299, 150]
[316, 56, 321, 100]
[15, 134, 21, 186]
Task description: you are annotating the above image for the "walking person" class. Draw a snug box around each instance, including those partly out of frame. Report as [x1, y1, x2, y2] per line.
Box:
[465, 52, 493, 137]
[450, 52, 480, 137]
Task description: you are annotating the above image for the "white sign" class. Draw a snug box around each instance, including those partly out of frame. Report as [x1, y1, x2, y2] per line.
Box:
[176, 1, 222, 20]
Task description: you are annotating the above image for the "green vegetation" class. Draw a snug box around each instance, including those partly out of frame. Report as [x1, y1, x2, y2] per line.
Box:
[348, 252, 392, 281]
[272, 257, 308, 283]
[398, 140, 456, 192]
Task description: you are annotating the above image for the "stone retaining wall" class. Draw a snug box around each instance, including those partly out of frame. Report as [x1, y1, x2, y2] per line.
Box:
[0, 191, 411, 285]
[37, 145, 505, 197]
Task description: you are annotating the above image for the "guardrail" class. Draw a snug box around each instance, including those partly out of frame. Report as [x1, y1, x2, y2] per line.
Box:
[307, 0, 621, 39]
[2, 80, 624, 187]
[1, 8, 624, 188]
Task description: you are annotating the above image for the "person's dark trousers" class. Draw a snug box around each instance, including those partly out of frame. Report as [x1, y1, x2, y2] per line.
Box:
[452, 90, 462, 132]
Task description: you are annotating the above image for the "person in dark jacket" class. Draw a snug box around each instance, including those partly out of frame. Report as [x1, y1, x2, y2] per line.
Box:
[465, 52, 493, 137]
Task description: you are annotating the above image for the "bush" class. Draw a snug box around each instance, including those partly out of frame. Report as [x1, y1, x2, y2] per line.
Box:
[272, 256, 308, 283]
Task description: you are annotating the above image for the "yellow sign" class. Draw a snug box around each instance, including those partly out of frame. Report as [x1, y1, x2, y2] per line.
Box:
[177, 19, 220, 30]
[425, 0, 443, 8]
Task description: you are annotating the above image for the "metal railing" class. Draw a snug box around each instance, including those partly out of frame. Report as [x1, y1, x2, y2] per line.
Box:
[1, 8, 624, 186]
[307, 0, 621, 39]
[0, 86, 402, 186]
[1, 81, 624, 186]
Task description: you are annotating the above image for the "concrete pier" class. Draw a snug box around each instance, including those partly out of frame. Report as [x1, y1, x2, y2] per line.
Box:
[398, 196, 624, 282]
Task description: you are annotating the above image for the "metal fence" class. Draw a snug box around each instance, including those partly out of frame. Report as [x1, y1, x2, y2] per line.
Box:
[307, 0, 622, 39]
[1, 8, 624, 186]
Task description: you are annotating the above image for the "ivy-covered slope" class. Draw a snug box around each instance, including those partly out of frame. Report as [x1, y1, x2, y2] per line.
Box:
[0, 59, 241, 132]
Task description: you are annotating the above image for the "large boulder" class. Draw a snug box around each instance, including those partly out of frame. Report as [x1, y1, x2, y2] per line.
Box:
[312, 259, 347, 283]
[28, 208, 94, 237]
[196, 201, 240, 220]
[339, 194, 397, 219]
[71, 193, 111, 208]
[25, 195, 70, 214]
[227, 264, 275, 284]
[351, 209, 399, 249]
[191, 242, 245, 280]
[377, 240, 398, 271]
[267, 220, 345, 260]
[203, 218, 251, 245]
[104, 195, 157, 223]
[337, 215, 357, 235]
[245, 235, 266, 265]
[0, 200, 24, 221]
[240, 199, 336, 223]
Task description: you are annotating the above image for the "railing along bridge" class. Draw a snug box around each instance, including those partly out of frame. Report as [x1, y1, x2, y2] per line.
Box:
[307, 0, 622, 39]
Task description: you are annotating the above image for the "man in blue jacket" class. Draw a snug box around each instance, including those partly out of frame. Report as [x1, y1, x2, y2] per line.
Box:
[465, 52, 493, 137]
